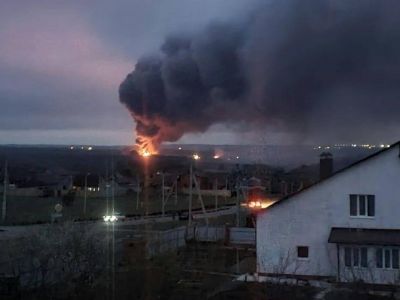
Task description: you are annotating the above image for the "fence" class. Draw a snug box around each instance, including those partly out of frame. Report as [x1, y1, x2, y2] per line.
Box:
[146, 226, 187, 257]
[145, 225, 255, 258]
[229, 227, 256, 245]
[190, 226, 255, 245]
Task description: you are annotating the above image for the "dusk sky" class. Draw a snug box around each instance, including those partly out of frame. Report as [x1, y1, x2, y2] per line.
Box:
[1, 0, 400, 146]
[0, 0, 255, 145]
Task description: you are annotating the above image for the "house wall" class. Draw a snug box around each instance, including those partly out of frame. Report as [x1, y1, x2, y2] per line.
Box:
[257, 145, 400, 284]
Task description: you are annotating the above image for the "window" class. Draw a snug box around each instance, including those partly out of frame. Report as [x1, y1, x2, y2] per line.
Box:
[376, 247, 400, 269]
[393, 249, 399, 269]
[349, 194, 375, 217]
[344, 246, 368, 268]
[376, 248, 383, 268]
[344, 247, 352, 267]
[360, 248, 368, 267]
[297, 246, 309, 258]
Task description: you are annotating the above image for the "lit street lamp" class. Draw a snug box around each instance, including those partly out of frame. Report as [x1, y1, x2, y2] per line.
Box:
[188, 154, 201, 226]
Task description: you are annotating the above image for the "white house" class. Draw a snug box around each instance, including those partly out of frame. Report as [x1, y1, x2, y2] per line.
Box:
[256, 142, 400, 285]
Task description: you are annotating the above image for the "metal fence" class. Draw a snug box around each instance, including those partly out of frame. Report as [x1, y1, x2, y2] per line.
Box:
[145, 225, 255, 258]
[190, 226, 255, 245]
[229, 227, 256, 245]
[146, 226, 187, 257]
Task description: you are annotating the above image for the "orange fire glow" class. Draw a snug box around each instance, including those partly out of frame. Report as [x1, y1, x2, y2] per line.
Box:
[241, 199, 276, 210]
[136, 135, 158, 158]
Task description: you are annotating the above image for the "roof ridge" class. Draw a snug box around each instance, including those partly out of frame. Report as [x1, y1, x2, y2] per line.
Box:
[258, 140, 400, 212]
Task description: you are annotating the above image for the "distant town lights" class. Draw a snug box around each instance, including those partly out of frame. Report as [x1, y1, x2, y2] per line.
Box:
[314, 143, 391, 150]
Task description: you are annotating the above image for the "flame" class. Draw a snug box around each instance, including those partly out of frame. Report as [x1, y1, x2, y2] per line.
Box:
[136, 135, 158, 158]
[213, 149, 224, 160]
[141, 150, 151, 157]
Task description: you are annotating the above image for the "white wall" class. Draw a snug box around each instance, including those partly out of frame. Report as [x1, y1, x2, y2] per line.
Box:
[257, 145, 400, 283]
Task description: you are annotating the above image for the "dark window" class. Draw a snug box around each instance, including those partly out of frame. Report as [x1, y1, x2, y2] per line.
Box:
[367, 195, 375, 216]
[353, 247, 360, 267]
[344, 247, 352, 267]
[350, 194, 375, 217]
[297, 246, 309, 258]
[376, 248, 383, 268]
[393, 249, 399, 269]
[385, 249, 391, 268]
[359, 195, 366, 215]
[350, 195, 357, 216]
[361, 248, 368, 268]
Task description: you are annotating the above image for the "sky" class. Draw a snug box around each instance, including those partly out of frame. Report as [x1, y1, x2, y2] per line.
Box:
[0, 0, 256, 145]
[1, 0, 400, 147]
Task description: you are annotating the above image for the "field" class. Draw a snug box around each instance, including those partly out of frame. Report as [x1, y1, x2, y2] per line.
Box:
[2, 192, 238, 225]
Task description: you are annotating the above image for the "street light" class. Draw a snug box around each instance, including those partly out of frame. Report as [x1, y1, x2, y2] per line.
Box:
[188, 153, 201, 226]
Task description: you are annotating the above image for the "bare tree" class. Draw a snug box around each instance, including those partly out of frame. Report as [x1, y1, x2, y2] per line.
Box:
[9, 222, 108, 298]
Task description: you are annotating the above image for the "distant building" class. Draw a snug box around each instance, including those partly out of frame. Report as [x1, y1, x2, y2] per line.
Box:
[178, 170, 230, 197]
[72, 173, 139, 197]
[241, 177, 266, 201]
[73, 174, 101, 192]
[257, 142, 400, 285]
[0, 171, 72, 198]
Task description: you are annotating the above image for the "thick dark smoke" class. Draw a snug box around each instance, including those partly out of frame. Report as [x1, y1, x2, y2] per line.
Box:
[119, 0, 400, 148]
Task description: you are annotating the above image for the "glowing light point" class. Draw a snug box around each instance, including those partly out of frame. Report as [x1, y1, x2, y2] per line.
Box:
[213, 155, 220, 159]
[193, 154, 200, 160]
[141, 150, 151, 157]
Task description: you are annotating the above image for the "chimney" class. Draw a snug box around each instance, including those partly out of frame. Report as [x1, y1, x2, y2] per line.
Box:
[319, 152, 333, 180]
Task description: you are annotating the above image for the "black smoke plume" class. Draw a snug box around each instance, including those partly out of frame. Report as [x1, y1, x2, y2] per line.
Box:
[119, 0, 400, 149]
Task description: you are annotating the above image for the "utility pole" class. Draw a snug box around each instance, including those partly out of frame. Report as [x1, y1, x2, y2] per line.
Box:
[188, 162, 193, 227]
[174, 177, 178, 206]
[111, 159, 115, 215]
[214, 177, 218, 211]
[83, 173, 88, 216]
[224, 177, 228, 205]
[161, 172, 165, 217]
[2, 161, 8, 223]
[192, 175, 209, 226]
[136, 174, 140, 210]
[105, 163, 109, 216]
[236, 179, 240, 227]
